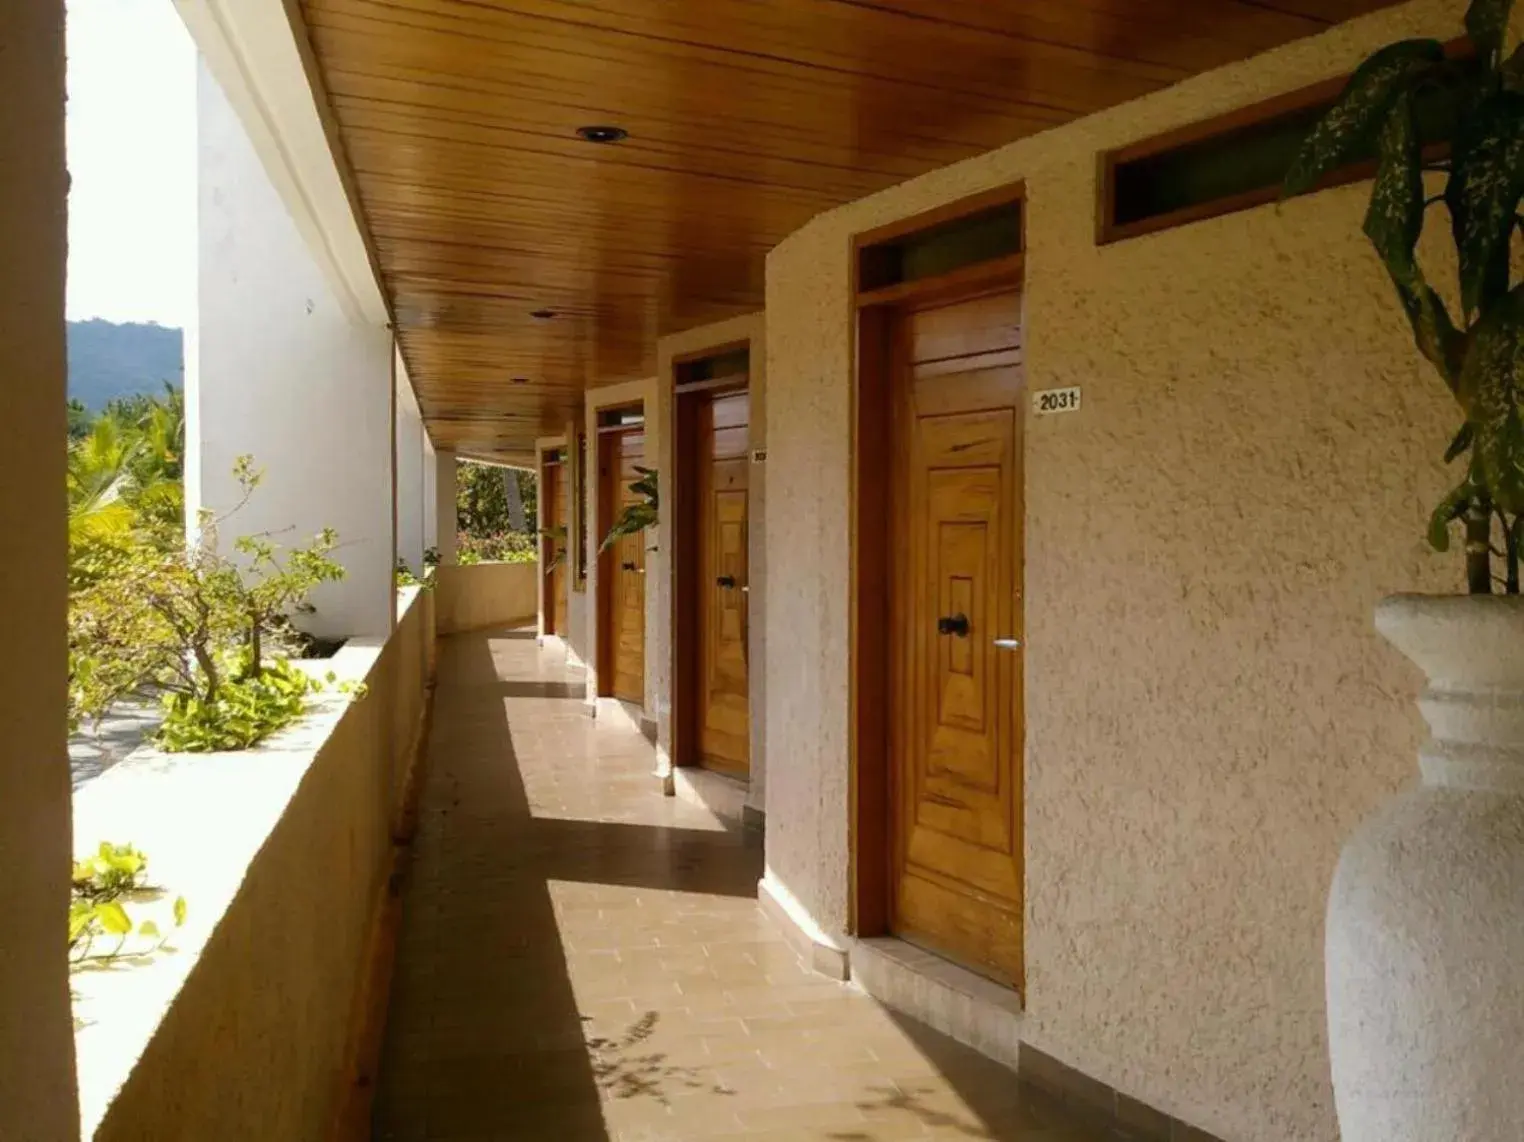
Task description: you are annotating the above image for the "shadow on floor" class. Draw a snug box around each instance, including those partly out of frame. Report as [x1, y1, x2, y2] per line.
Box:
[830, 1009, 1120, 1141]
[375, 630, 758, 1141]
[376, 627, 1117, 1142]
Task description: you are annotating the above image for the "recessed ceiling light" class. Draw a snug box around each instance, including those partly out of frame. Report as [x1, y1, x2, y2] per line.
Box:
[529, 308, 557, 321]
[576, 125, 628, 144]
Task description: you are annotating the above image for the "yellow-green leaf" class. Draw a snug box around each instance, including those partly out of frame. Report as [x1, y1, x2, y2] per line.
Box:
[137, 920, 161, 939]
[97, 901, 132, 936]
[173, 897, 187, 927]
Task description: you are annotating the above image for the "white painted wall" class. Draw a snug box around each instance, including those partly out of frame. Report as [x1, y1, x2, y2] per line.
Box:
[434, 449, 458, 565]
[395, 355, 425, 575]
[189, 58, 394, 638]
[422, 431, 438, 555]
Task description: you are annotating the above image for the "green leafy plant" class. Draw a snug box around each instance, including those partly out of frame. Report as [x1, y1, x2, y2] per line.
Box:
[457, 459, 537, 535]
[1285, 2, 1524, 593]
[222, 457, 346, 673]
[599, 466, 659, 552]
[539, 524, 569, 571]
[456, 530, 537, 565]
[155, 656, 321, 752]
[395, 558, 434, 590]
[68, 455, 346, 747]
[70, 842, 186, 969]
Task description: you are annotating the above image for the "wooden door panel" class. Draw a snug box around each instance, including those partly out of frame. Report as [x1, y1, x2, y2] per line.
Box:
[601, 427, 646, 704]
[910, 292, 1023, 364]
[544, 461, 566, 637]
[891, 289, 1024, 985]
[698, 392, 750, 775]
[907, 408, 1019, 895]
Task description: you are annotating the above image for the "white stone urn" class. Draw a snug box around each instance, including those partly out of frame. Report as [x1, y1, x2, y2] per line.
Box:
[1327, 594, 1524, 1142]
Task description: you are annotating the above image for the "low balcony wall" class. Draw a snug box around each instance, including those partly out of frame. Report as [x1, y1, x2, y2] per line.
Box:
[435, 561, 537, 634]
[73, 587, 435, 1141]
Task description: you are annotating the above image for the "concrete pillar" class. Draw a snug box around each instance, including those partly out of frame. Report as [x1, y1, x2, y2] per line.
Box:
[395, 355, 424, 575]
[434, 449, 458, 565]
[188, 58, 394, 638]
[0, 0, 82, 1133]
[422, 433, 438, 556]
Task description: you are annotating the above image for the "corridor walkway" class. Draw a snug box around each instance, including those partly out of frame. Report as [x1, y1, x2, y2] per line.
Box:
[375, 627, 1113, 1141]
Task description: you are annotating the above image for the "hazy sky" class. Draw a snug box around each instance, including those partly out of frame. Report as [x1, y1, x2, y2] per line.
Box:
[67, 0, 196, 328]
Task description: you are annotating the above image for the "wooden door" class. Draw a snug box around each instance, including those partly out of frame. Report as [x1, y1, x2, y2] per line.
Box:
[599, 426, 646, 704]
[890, 290, 1025, 984]
[697, 391, 750, 775]
[543, 459, 567, 637]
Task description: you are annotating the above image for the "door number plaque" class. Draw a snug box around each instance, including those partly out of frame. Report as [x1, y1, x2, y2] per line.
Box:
[1033, 386, 1081, 415]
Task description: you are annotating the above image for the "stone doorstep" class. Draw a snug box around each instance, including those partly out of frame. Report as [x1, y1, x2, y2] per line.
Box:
[671, 765, 751, 829]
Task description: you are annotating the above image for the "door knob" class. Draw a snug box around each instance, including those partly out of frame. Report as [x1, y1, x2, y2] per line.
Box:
[993, 637, 1021, 650]
[621, 561, 637, 571]
[937, 613, 970, 638]
[716, 575, 737, 589]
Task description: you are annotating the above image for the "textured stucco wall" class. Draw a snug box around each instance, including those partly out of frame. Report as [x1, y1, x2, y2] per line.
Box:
[88, 594, 430, 1142]
[191, 58, 394, 639]
[583, 378, 657, 710]
[763, 2, 1473, 1139]
[652, 314, 767, 809]
[435, 561, 539, 635]
[0, 0, 80, 1133]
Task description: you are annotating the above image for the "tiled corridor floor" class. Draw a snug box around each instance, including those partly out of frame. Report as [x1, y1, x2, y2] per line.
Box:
[375, 627, 1113, 1141]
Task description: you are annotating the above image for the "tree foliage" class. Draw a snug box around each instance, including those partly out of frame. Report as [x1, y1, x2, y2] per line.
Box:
[67, 439, 347, 749]
[457, 461, 537, 536]
[456, 460, 539, 564]
[1286, 2, 1524, 593]
[67, 385, 184, 590]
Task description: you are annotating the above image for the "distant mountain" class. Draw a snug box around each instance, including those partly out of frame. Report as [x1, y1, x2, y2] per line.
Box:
[68, 319, 183, 411]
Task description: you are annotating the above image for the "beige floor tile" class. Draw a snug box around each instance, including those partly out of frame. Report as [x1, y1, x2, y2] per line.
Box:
[373, 628, 1113, 1142]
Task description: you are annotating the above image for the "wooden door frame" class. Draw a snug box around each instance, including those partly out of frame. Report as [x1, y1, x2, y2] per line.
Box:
[848, 183, 1026, 942]
[541, 452, 565, 637]
[670, 340, 752, 775]
[596, 408, 645, 700]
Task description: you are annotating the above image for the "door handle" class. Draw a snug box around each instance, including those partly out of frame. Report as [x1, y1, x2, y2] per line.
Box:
[993, 637, 1022, 650]
[716, 575, 737, 589]
[936, 613, 970, 638]
[621, 561, 637, 571]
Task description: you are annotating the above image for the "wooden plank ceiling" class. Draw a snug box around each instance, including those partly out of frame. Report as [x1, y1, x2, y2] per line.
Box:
[295, 0, 1398, 460]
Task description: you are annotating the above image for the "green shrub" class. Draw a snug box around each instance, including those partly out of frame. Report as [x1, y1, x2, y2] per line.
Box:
[155, 657, 320, 752]
[70, 841, 186, 969]
[396, 558, 434, 589]
[67, 456, 345, 735]
[457, 529, 537, 565]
